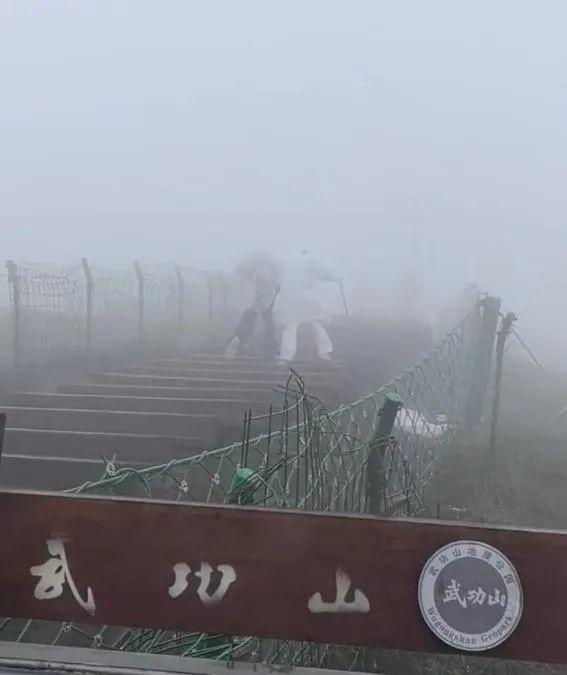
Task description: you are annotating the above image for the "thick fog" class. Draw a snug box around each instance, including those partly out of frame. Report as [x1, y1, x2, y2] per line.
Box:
[1, 1, 567, 364]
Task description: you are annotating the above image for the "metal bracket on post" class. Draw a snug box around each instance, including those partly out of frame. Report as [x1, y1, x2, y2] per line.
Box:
[465, 295, 502, 430]
[6, 261, 21, 372]
[81, 257, 93, 351]
[134, 261, 145, 347]
[366, 393, 403, 516]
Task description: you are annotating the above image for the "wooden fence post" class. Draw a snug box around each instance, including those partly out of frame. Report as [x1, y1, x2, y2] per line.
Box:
[366, 392, 402, 516]
[6, 261, 21, 371]
[134, 261, 144, 346]
[465, 295, 501, 430]
[81, 258, 93, 351]
[489, 311, 516, 456]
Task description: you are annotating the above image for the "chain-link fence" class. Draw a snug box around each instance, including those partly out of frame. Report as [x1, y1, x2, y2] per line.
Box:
[0, 270, 12, 370]
[7, 262, 87, 360]
[89, 264, 138, 350]
[0, 307, 485, 673]
[2, 260, 234, 367]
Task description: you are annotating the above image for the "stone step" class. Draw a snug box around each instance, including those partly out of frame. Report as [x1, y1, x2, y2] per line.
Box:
[3, 428, 210, 464]
[125, 365, 339, 383]
[13, 393, 270, 421]
[57, 383, 339, 408]
[0, 406, 217, 440]
[152, 357, 344, 373]
[88, 372, 338, 395]
[58, 383, 278, 400]
[166, 353, 264, 362]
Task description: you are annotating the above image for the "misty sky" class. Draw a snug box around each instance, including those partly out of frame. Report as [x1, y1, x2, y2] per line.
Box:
[1, 1, 567, 362]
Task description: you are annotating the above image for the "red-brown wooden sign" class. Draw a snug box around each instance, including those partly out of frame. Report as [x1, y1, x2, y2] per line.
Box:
[0, 489, 565, 664]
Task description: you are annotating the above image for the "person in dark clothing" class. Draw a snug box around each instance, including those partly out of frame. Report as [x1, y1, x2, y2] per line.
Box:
[225, 288, 280, 359]
[224, 252, 281, 359]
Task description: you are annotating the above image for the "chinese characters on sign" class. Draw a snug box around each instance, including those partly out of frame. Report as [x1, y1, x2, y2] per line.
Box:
[308, 569, 370, 614]
[418, 541, 523, 652]
[443, 579, 506, 609]
[28, 534, 522, 656]
[29, 539, 367, 618]
[169, 562, 237, 605]
[30, 539, 96, 616]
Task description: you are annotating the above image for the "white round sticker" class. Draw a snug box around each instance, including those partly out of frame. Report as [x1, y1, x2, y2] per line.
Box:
[418, 540, 523, 652]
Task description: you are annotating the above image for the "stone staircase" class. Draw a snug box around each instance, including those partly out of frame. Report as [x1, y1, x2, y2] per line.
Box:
[0, 355, 344, 491]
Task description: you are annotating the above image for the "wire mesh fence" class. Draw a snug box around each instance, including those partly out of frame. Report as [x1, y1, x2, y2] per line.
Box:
[2, 260, 235, 366]
[0, 271, 12, 367]
[0, 306, 486, 673]
[9, 262, 88, 359]
[89, 264, 138, 349]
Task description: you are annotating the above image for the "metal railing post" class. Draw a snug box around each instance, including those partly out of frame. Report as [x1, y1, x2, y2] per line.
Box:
[134, 261, 145, 346]
[465, 295, 501, 430]
[0, 413, 6, 460]
[81, 257, 93, 351]
[366, 392, 402, 516]
[363, 393, 401, 675]
[206, 273, 213, 322]
[6, 261, 21, 371]
[489, 312, 516, 456]
[175, 265, 185, 338]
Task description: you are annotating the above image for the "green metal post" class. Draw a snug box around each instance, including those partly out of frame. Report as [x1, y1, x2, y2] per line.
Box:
[366, 393, 402, 516]
[465, 295, 501, 430]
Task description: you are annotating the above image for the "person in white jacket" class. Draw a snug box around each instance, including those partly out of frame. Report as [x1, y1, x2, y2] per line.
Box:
[275, 256, 337, 364]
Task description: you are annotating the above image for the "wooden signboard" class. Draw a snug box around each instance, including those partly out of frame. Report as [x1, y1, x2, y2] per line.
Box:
[0, 489, 565, 664]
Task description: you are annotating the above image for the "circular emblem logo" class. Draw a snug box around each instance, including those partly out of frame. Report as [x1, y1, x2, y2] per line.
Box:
[418, 540, 523, 651]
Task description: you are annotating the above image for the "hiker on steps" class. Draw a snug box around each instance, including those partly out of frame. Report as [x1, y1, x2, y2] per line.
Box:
[224, 251, 281, 360]
[275, 255, 338, 365]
